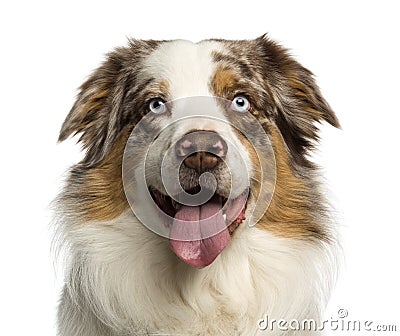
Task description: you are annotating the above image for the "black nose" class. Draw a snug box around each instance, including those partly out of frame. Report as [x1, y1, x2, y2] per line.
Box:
[175, 131, 228, 173]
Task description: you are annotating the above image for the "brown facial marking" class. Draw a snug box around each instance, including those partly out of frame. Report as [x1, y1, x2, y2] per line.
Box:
[258, 125, 329, 241]
[72, 129, 131, 222]
[210, 61, 270, 120]
[212, 65, 240, 99]
[232, 121, 328, 241]
[158, 79, 170, 97]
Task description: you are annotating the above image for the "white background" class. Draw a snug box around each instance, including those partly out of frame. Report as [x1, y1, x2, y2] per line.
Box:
[1, 1, 399, 335]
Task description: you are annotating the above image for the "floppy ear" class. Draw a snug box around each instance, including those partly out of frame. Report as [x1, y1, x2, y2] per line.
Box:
[256, 36, 340, 167]
[58, 50, 127, 167]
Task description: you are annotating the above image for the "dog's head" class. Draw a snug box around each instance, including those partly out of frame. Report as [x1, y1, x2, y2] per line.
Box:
[59, 36, 339, 268]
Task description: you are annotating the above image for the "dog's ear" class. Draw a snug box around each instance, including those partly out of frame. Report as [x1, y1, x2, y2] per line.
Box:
[58, 50, 127, 167]
[256, 35, 340, 166]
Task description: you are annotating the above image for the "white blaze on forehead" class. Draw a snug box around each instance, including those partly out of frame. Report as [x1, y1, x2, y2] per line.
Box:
[144, 39, 223, 98]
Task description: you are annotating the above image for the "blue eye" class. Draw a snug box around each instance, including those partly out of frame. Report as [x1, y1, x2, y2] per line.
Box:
[231, 96, 250, 113]
[149, 98, 167, 114]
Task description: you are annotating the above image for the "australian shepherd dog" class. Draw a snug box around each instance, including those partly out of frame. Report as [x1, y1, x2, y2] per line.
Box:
[54, 35, 340, 335]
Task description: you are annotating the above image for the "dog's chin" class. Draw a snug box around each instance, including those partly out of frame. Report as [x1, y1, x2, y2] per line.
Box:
[149, 186, 248, 268]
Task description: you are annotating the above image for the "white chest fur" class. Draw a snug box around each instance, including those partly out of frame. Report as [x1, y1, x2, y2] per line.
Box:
[60, 210, 336, 335]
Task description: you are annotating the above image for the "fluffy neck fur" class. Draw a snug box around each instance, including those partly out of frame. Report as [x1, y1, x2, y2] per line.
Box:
[57, 209, 337, 336]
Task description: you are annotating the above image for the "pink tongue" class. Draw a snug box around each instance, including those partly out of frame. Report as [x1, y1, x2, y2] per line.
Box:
[169, 201, 230, 268]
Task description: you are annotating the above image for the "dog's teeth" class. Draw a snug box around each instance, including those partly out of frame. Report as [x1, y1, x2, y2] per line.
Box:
[223, 214, 227, 221]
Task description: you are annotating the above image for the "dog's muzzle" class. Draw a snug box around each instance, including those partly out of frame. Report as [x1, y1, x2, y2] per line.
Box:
[122, 96, 276, 269]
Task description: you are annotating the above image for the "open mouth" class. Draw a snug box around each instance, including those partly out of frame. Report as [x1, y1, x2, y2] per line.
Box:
[149, 186, 248, 268]
[149, 187, 248, 234]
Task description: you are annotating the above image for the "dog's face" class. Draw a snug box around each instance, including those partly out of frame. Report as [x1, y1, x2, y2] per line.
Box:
[59, 36, 339, 268]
